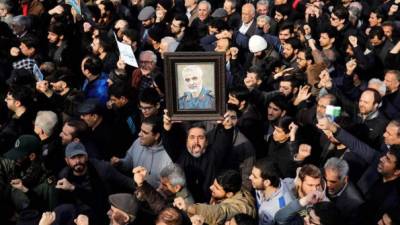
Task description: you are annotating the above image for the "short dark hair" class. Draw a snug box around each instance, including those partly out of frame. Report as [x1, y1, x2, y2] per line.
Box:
[122, 29, 138, 43]
[20, 33, 40, 50]
[8, 85, 33, 107]
[285, 37, 302, 50]
[268, 94, 290, 113]
[332, 6, 348, 21]
[369, 26, 385, 40]
[95, 33, 114, 52]
[276, 116, 294, 133]
[363, 88, 382, 104]
[174, 14, 189, 28]
[229, 86, 250, 102]
[319, 27, 336, 39]
[108, 82, 133, 99]
[279, 22, 294, 34]
[142, 116, 162, 135]
[254, 159, 280, 188]
[48, 22, 66, 36]
[83, 55, 103, 75]
[65, 119, 89, 140]
[216, 170, 242, 193]
[232, 214, 256, 225]
[280, 76, 300, 88]
[313, 202, 342, 225]
[247, 65, 263, 80]
[139, 88, 160, 105]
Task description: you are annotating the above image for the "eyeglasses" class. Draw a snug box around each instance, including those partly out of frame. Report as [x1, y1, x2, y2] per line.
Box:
[5, 96, 15, 101]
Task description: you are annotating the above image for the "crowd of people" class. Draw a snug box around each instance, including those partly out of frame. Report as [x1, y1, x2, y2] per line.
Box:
[0, 0, 400, 224]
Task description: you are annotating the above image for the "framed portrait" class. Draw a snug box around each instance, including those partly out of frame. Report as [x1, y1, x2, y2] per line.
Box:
[163, 52, 226, 121]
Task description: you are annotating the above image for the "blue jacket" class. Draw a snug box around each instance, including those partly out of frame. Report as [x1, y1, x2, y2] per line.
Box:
[82, 72, 109, 106]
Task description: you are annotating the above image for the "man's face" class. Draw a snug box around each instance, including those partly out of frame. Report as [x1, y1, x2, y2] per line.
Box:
[65, 154, 88, 174]
[299, 176, 322, 196]
[267, 102, 284, 121]
[279, 81, 293, 96]
[47, 32, 60, 44]
[273, 126, 289, 142]
[19, 42, 34, 57]
[296, 51, 308, 70]
[170, 19, 182, 35]
[316, 97, 331, 119]
[185, 0, 196, 8]
[383, 25, 393, 39]
[257, 4, 268, 15]
[60, 124, 75, 145]
[241, 4, 254, 24]
[368, 12, 381, 27]
[142, 18, 154, 28]
[249, 167, 264, 189]
[138, 123, 158, 146]
[183, 71, 203, 93]
[378, 153, 399, 177]
[109, 96, 125, 109]
[330, 13, 343, 28]
[0, 4, 8, 17]
[358, 91, 377, 115]
[383, 123, 400, 145]
[274, 11, 284, 23]
[282, 43, 295, 59]
[107, 205, 130, 225]
[159, 177, 177, 196]
[210, 179, 227, 199]
[80, 114, 97, 128]
[214, 38, 229, 52]
[384, 72, 399, 93]
[370, 35, 383, 47]
[139, 101, 158, 118]
[186, 127, 207, 158]
[4, 93, 17, 112]
[91, 38, 101, 55]
[324, 168, 346, 195]
[223, 1, 234, 15]
[139, 53, 155, 73]
[319, 33, 332, 48]
[198, 3, 209, 21]
[278, 29, 291, 43]
[244, 72, 260, 89]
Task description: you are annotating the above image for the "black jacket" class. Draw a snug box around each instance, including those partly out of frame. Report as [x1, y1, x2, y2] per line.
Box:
[163, 124, 233, 202]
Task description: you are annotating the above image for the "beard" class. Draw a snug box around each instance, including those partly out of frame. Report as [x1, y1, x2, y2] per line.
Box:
[188, 144, 204, 158]
[73, 163, 86, 173]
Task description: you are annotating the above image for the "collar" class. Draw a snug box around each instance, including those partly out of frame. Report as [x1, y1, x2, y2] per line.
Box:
[358, 109, 379, 121]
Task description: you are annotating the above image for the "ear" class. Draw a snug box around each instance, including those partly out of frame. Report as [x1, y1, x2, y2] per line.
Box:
[14, 100, 22, 108]
[226, 192, 234, 198]
[73, 138, 80, 143]
[123, 214, 130, 223]
[256, 79, 262, 86]
[121, 96, 128, 104]
[59, 35, 64, 40]
[64, 157, 69, 164]
[293, 87, 299, 94]
[28, 152, 36, 161]
[174, 184, 182, 192]
[283, 15, 288, 20]
[394, 169, 400, 177]
[156, 103, 160, 109]
[155, 132, 160, 141]
[330, 38, 335, 44]
[281, 110, 287, 117]
[263, 179, 271, 188]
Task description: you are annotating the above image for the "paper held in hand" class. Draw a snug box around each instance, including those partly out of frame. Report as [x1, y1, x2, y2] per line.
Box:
[114, 33, 138, 68]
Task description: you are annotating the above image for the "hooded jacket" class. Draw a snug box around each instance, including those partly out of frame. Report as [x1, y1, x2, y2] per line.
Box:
[120, 139, 172, 188]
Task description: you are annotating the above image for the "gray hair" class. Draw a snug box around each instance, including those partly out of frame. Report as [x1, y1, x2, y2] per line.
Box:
[0, 1, 12, 11]
[12, 15, 31, 30]
[324, 157, 349, 181]
[35, 111, 58, 136]
[368, 78, 387, 96]
[140, 50, 157, 64]
[257, 0, 269, 7]
[257, 15, 272, 24]
[199, 0, 212, 14]
[160, 164, 186, 187]
[161, 36, 179, 53]
[182, 65, 203, 78]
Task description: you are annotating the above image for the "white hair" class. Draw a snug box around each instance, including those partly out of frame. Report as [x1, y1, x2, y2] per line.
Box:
[161, 36, 179, 53]
[368, 78, 387, 96]
[182, 65, 203, 78]
[324, 157, 349, 181]
[35, 111, 58, 136]
[199, 0, 212, 13]
[140, 50, 157, 64]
